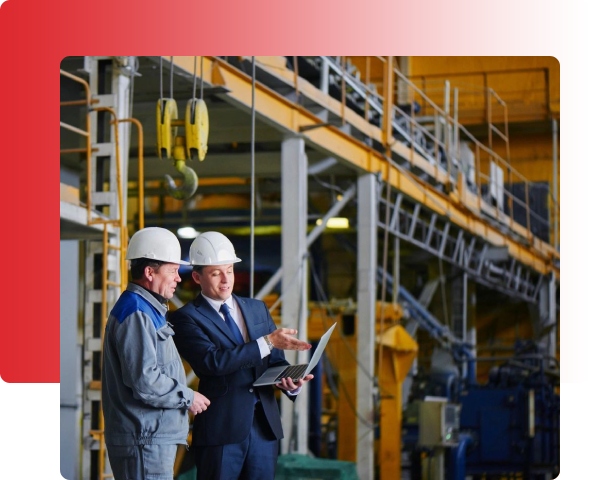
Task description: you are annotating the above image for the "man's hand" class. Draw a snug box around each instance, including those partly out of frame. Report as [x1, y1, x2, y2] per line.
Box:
[276, 374, 314, 393]
[268, 328, 311, 351]
[189, 392, 211, 415]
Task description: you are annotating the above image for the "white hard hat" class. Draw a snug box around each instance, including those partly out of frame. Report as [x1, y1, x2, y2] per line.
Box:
[126, 227, 190, 265]
[189, 231, 242, 266]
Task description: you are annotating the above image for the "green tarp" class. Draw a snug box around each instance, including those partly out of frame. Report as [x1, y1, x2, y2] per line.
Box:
[276, 454, 359, 480]
[175, 454, 359, 480]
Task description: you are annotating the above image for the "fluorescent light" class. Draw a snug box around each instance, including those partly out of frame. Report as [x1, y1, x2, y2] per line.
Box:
[315, 217, 349, 229]
[177, 226, 199, 239]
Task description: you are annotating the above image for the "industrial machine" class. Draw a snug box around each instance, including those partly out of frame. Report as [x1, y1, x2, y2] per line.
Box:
[455, 340, 559, 480]
[303, 282, 559, 480]
[397, 285, 560, 480]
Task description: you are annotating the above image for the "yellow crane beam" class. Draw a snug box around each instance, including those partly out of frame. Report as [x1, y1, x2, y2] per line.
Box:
[169, 56, 559, 278]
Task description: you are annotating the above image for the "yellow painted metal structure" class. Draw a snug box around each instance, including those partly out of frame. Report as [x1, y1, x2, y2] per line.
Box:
[406, 56, 560, 122]
[185, 98, 209, 161]
[156, 96, 201, 199]
[307, 304, 417, 480]
[377, 325, 418, 480]
[167, 56, 558, 279]
[156, 98, 178, 159]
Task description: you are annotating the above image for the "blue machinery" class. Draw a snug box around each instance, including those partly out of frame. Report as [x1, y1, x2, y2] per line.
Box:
[395, 283, 559, 479]
[302, 281, 559, 479]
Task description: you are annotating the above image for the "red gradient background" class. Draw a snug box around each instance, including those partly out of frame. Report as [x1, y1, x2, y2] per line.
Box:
[0, 0, 584, 477]
[0, 0, 569, 384]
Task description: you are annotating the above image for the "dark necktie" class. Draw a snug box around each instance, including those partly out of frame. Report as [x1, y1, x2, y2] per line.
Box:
[220, 303, 244, 344]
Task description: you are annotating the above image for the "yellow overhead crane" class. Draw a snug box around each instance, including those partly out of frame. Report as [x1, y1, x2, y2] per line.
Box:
[166, 56, 559, 279]
[156, 56, 210, 200]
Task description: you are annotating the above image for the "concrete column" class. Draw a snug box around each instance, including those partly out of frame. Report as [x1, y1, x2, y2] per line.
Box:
[112, 57, 133, 223]
[280, 136, 309, 454]
[356, 173, 377, 479]
[60, 240, 82, 480]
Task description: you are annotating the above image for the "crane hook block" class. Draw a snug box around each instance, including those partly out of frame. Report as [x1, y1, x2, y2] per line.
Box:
[164, 159, 199, 200]
[156, 98, 178, 159]
[185, 98, 209, 161]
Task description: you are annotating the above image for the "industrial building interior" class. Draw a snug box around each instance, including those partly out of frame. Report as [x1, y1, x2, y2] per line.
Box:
[59, 56, 560, 480]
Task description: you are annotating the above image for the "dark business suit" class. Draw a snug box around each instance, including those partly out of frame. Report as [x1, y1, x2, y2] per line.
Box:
[168, 293, 296, 479]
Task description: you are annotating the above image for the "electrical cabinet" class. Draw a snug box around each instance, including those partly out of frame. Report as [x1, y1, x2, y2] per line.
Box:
[418, 397, 461, 447]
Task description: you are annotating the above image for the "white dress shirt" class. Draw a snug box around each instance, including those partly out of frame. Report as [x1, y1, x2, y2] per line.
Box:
[201, 294, 271, 357]
[201, 294, 301, 395]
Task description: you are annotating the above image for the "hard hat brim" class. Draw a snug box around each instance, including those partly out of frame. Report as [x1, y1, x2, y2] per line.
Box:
[191, 257, 242, 266]
[126, 254, 191, 266]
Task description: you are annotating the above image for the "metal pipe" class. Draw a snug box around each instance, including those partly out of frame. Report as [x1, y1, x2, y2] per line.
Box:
[293, 56, 299, 102]
[364, 56, 371, 121]
[382, 57, 393, 148]
[449, 433, 474, 480]
[396, 283, 457, 343]
[452, 343, 476, 385]
[120, 118, 144, 230]
[308, 340, 323, 456]
[60, 69, 93, 223]
[454, 87, 459, 170]
[250, 57, 256, 298]
[320, 57, 329, 94]
[60, 98, 99, 107]
[444, 80, 450, 155]
[308, 157, 337, 175]
[340, 56, 346, 125]
[59, 122, 90, 136]
[60, 147, 98, 155]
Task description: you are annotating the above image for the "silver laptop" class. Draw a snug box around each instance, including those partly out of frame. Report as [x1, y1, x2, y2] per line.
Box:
[253, 323, 337, 386]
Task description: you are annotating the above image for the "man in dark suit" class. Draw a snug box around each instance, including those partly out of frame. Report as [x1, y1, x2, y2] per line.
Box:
[168, 231, 313, 480]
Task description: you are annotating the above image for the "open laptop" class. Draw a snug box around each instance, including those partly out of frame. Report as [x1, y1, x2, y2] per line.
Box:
[253, 322, 337, 386]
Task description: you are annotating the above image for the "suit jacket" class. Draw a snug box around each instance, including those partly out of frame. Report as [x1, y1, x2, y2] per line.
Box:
[168, 293, 294, 446]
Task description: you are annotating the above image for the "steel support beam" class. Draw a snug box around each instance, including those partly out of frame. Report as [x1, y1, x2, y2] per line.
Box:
[356, 173, 378, 479]
[165, 56, 558, 278]
[379, 190, 545, 303]
[280, 136, 309, 454]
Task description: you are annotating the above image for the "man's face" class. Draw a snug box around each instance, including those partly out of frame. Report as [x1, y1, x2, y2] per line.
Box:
[148, 263, 182, 299]
[193, 263, 234, 301]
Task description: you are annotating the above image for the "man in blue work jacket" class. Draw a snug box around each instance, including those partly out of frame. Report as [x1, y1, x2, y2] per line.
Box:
[102, 227, 211, 480]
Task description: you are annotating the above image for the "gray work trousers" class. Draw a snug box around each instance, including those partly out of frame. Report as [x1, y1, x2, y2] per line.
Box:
[106, 444, 178, 480]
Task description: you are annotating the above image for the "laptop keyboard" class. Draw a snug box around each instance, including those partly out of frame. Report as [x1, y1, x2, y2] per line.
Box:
[275, 364, 308, 382]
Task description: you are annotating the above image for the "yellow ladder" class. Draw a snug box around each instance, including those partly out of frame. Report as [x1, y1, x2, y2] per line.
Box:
[60, 58, 145, 479]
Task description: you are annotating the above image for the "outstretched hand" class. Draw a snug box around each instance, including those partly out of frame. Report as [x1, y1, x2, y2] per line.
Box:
[268, 328, 312, 351]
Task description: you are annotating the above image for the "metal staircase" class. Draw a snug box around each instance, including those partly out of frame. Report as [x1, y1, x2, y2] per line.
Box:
[377, 186, 543, 303]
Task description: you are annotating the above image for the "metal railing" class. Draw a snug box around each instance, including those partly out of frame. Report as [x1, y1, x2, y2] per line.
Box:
[290, 56, 558, 248]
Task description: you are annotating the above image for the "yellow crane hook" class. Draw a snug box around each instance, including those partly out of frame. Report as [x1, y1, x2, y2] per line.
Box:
[164, 136, 198, 200]
[156, 98, 199, 200]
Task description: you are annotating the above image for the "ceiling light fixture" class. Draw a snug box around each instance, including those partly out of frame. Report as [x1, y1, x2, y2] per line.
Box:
[315, 217, 349, 229]
[177, 226, 200, 239]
